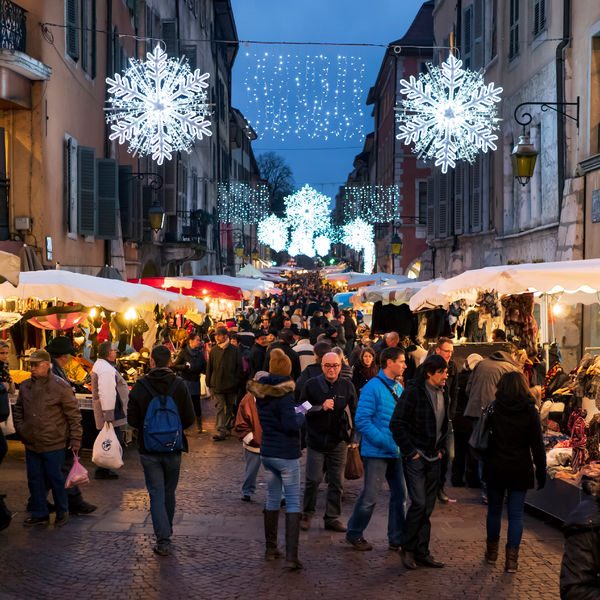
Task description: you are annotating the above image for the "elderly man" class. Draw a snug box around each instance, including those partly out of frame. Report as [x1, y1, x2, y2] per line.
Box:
[374, 332, 400, 365]
[13, 350, 82, 527]
[300, 351, 357, 533]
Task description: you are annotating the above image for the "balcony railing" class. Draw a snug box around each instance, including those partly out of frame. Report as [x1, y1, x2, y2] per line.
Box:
[0, 0, 26, 53]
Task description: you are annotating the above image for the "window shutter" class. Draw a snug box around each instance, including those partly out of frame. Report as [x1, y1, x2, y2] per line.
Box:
[66, 0, 79, 61]
[64, 137, 78, 234]
[181, 45, 197, 72]
[471, 157, 482, 232]
[163, 160, 177, 214]
[473, 0, 484, 69]
[426, 176, 435, 239]
[118, 165, 133, 239]
[90, 0, 96, 79]
[509, 0, 519, 59]
[96, 159, 118, 239]
[161, 20, 179, 58]
[454, 164, 464, 235]
[77, 146, 96, 235]
[438, 172, 449, 238]
[533, 0, 546, 36]
[463, 7, 473, 69]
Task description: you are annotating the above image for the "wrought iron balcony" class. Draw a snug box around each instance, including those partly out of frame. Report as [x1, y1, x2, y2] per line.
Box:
[0, 0, 26, 53]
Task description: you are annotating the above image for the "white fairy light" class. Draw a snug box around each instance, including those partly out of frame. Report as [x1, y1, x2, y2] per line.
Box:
[257, 214, 288, 252]
[396, 54, 502, 173]
[217, 182, 269, 224]
[343, 185, 400, 223]
[342, 218, 375, 274]
[106, 45, 212, 165]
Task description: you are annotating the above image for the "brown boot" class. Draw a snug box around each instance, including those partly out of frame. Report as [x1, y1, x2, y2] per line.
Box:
[485, 540, 499, 564]
[284, 512, 303, 571]
[505, 546, 519, 573]
[263, 510, 282, 561]
[299, 513, 311, 531]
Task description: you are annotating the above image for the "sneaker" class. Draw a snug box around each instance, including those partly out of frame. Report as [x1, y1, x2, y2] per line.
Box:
[23, 516, 50, 527]
[69, 501, 97, 515]
[241, 495, 252, 503]
[437, 489, 450, 503]
[153, 544, 170, 556]
[54, 513, 69, 528]
[346, 537, 373, 551]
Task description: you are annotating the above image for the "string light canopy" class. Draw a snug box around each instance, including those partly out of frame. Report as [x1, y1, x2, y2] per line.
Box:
[341, 217, 375, 274]
[106, 45, 212, 166]
[396, 54, 502, 173]
[241, 51, 367, 141]
[217, 182, 270, 223]
[343, 185, 400, 223]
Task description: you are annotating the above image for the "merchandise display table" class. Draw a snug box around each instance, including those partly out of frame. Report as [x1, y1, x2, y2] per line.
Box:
[525, 477, 583, 522]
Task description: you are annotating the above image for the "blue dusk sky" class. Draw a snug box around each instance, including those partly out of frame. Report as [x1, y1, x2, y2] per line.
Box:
[230, 0, 425, 200]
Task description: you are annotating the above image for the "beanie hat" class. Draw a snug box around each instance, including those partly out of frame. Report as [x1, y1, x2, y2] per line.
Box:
[269, 348, 292, 377]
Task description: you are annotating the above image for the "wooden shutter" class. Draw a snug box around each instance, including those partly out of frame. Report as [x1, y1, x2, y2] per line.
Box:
[533, 0, 546, 36]
[163, 159, 177, 215]
[64, 137, 78, 234]
[66, 0, 79, 61]
[162, 20, 179, 58]
[454, 164, 464, 235]
[77, 146, 96, 235]
[181, 45, 197, 72]
[473, 0, 484, 69]
[509, 0, 519, 59]
[438, 172, 449, 238]
[471, 157, 482, 232]
[426, 176, 435, 239]
[118, 165, 133, 239]
[96, 159, 118, 239]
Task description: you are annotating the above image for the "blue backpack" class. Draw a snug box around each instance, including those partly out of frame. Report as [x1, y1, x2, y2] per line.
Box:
[140, 379, 183, 452]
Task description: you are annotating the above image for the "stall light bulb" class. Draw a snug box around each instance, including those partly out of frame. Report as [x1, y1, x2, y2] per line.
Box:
[125, 307, 137, 321]
[552, 304, 566, 317]
[89, 308, 98, 318]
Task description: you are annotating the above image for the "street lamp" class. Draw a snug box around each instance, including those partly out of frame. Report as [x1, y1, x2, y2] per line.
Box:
[391, 232, 402, 275]
[234, 241, 245, 258]
[148, 201, 166, 233]
[251, 247, 259, 261]
[511, 133, 539, 186]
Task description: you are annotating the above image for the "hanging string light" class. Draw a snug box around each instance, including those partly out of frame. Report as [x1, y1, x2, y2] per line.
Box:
[343, 185, 400, 223]
[217, 182, 270, 224]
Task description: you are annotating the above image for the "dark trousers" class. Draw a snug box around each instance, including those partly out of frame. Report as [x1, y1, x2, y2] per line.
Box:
[0, 429, 6, 465]
[214, 393, 237, 436]
[303, 442, 347, 523]
[451, 429, 480, 487]
[26, 448, 68, 518]
[401, 456, 440, 558]
[191, 395, 202, 420]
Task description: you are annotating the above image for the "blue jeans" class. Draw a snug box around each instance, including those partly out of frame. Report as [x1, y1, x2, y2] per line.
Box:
[242, 449, 261, 497]
[486, 487, 527, 548]
[347, 457, 406, 546]
[25, 448, 68, 518]
[140, 452, 182, 546]
[261, 456, 301, 512]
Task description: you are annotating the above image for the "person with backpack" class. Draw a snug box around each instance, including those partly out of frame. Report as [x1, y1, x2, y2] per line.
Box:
[127, 345, 195, 557]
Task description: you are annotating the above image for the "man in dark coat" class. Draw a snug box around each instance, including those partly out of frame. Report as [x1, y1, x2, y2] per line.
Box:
[248, 330, 269, 378]
[263, 329, 301, 381]
[390, 354, 449, 570]
[127, 345, 195, 556]
[206, 327, 243, 441]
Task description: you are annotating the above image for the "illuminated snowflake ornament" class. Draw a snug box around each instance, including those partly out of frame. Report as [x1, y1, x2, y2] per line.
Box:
[396, 54, 502, 173]
[106, 45, 212, 165]
[342, 218, 375, 274]
[314, 235, 331, 257]
[257, 215, 288, 252]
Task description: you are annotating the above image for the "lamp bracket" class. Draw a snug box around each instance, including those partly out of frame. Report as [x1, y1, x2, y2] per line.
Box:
[514, 97, 580, 129]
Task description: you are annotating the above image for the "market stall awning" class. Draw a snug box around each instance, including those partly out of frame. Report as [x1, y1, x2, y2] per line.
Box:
[407, 279, 452, 311]
[129, 276, 243, 301]
[358, 279, 440, 308]
[190, 275, 278, 299]
[346, 273, 411, 288]
[0, 250, 21, 286]
[0, 270, 205, 313]
[323, 271, 362, 283]
[435, 259, 600, 305]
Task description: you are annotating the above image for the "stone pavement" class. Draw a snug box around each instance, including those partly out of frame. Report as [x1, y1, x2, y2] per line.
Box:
[0, 401, 564, 600]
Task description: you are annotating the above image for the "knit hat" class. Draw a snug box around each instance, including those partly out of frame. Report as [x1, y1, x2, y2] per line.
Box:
[465, 353, 484, 371]
[269, 348, 292, 377]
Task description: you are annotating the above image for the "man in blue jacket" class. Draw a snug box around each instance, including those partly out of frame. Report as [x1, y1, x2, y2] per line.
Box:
[345, 347, 407, 551]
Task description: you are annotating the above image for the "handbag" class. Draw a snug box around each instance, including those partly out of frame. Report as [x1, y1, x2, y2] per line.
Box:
[469, 401, 495, 459]
[344, 444, 364, 480]
[92, 422, 124, 470]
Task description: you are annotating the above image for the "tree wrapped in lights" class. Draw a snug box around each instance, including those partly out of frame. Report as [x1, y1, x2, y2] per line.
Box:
[342, 218, 375, 274]
[343, 185, 400, 222]
[257, 214, 288, 252]
[106, 45, 212, 166]
[217, 182, 270, 224]
[396, 54, 502, 173]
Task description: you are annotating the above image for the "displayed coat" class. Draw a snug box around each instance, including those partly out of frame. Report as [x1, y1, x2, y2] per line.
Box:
[91, 358, 129, 429]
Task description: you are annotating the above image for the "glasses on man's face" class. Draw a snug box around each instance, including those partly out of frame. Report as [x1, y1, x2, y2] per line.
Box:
[323, 363, 341, 369]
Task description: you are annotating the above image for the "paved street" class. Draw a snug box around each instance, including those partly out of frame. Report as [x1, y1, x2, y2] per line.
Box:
[0, 400, 564, 600]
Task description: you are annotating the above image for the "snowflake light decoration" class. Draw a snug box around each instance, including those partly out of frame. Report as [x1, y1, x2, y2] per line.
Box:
[396, 54, 502, 173]
[257, 214, 288, 252]
[314, 235, 331, 257]
[106, 45, 212, 165]
[342, 218, 375, 274]
[283, 185, 331, 232]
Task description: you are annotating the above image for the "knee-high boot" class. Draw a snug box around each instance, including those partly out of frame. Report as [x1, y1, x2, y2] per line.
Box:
[284, 512, 303, 571]
[263, 510, 282, 560]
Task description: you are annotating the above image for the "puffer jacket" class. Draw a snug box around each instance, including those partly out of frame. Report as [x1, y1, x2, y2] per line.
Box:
[12, 373, 82, 453]
[355, 370, 401, 459]
[248, 375, 302, 460]
[560, 495, 600, 599]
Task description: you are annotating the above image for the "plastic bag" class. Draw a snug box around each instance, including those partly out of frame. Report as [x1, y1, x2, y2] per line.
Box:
[65, 451, 89, 488]
[92, 422, 124, 470]
[0, 403, 15, 436]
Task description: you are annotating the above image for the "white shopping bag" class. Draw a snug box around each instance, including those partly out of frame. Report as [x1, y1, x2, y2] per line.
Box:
[92, 423, 124, 470]
[0, 403, 15, 436]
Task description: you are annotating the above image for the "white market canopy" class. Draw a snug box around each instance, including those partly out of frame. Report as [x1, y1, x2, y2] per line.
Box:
[324, 271, 362, 283]
[0, 250, 21, 286]
[0, 270, 205, 313]
[434, 259, 600, 306]
[358, 279, 441, 308]
[191, 275, 279, 299]
[346, 273, 411, 288]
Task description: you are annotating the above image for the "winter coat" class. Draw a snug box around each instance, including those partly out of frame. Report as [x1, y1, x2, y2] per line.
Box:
[91, 358, 129, 429]
[355, 370, 402, 459]
[172, 344, 206, 382]
[390, 378, 449, 460]
[293, 339, 315, 372]
[343, 316, 357, 340]
[206, 343, 243, 394]
[464, 351, 521, 418]
[482, 393, 546, 491]
[263, 341, 301, 381]
[13, 373, 82, 453]
[453, 367, 475, 433]
[351, 365, 376, 393]
[295, 362, 322, 401]
[300, 374, 357, 453]
[233, 391, 263, 453]
[560, 496, 600, 599]
[127, 367, 195, 454]
[248, 343, 267, 379]
[249, 375, 302, 459]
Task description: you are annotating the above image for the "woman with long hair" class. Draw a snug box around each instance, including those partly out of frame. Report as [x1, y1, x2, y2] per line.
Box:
[351, 347, 377, 393]
[483, 371, 546, 573]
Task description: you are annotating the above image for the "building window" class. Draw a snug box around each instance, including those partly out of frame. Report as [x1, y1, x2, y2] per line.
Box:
[509, 0, 519, 60]
[417, 180, 428, 225]
[80, 0, 96, 77]
[532, 0, 546, 37]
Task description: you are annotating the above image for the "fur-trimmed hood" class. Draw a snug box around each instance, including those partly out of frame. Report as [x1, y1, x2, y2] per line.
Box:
[247, 376, 295, 399]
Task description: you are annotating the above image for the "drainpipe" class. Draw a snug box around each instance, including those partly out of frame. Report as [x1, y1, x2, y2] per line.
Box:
[104, 0, 113, 266]
[555, 0, 571, 221]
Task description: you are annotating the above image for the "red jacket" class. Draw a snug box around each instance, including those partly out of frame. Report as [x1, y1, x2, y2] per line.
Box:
[233, 391, 262, 452]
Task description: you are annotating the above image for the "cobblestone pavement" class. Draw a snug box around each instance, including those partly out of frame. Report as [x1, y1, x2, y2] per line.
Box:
[0, 399, 564, 600]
